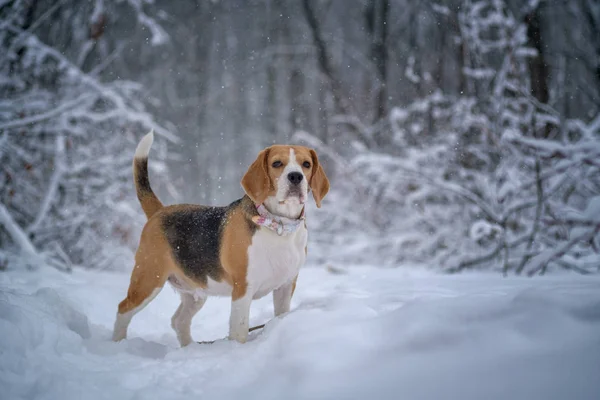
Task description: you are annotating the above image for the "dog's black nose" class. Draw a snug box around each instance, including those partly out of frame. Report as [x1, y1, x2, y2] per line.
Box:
[287, 172, 303, 185]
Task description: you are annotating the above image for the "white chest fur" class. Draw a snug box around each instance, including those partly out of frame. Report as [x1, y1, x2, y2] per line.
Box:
[247, 224, 307, 299]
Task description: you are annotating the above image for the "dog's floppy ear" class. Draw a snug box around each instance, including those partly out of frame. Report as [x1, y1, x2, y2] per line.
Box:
[309, 149, 330, 208]
[241, 148, 271, 205]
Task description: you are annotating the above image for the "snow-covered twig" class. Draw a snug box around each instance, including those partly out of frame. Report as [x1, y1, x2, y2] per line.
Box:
[0, 94, 94, 131]
[447, 241, 504, 274]
[515, 160, 544, 274]
[526, 224, 600, 276]
[27, 135, 66, 234]
[0, 202, 40, 265]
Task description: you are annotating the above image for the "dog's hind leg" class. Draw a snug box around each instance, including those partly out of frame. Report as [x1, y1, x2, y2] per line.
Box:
[112, 260, 168, 342]
[171, 292, 206, 346]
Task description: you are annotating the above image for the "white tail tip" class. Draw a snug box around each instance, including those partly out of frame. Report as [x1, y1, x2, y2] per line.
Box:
[135, 130, 154, 159]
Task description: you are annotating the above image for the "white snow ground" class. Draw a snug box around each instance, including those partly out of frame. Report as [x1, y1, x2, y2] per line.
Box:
[1, 265, 600, 400]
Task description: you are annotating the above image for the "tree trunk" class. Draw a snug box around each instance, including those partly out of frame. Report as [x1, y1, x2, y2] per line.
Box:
[581, 0, 600, 91]
[366, 0, 389, 124]
[524, 6, 550, 137]
[302, 0, 351, 116]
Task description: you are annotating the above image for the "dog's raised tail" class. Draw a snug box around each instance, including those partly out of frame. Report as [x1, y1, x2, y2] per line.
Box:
[133, 130, 163, 219]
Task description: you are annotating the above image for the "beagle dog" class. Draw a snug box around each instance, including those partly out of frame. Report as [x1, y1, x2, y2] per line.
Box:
[112, 131, 329, 346]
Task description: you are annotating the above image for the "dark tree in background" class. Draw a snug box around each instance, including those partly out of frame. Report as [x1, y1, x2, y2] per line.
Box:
[1, 0, 599, 274]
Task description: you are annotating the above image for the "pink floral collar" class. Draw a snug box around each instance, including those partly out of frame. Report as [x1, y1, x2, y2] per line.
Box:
[251, 204, 304, 236]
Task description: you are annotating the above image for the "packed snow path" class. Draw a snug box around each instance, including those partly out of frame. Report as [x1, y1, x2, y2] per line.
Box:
[1, 266, 599, 400]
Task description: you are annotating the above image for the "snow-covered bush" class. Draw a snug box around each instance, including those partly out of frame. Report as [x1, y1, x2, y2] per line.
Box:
[303, 0, 600, 275]
[0, 0, 175, 271]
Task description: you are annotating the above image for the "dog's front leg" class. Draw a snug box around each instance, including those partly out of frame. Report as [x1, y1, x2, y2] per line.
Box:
[273, 277, 296, 317]
[229, 288, 253, 343]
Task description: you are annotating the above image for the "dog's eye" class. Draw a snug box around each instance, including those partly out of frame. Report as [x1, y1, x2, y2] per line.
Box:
[302, 161, 311, 168]
[272, 161, 283, 168]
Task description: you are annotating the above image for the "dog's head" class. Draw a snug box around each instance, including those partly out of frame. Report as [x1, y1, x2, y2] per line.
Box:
[241, 145, 330, 208]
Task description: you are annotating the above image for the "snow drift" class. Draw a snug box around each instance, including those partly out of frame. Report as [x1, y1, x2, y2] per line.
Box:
[1, 266, 599, 400]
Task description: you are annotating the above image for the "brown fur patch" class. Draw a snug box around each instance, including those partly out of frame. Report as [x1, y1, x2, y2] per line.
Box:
[220, 198, 259, 300]
[117, 216, 174, 314]
[307, 149, 330, 208]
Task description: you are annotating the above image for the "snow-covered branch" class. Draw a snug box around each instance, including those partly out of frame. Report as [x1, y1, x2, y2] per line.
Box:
[0, 0, 176, 270]
[0, 202, 39, 261]
[27, 134, 65, 234]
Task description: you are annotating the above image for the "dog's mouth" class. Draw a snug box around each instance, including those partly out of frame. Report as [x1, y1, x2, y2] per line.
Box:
[280, 189, 306, 205]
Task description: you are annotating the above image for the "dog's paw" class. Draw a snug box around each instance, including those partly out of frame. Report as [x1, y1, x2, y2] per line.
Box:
[228, 332, 248, 344]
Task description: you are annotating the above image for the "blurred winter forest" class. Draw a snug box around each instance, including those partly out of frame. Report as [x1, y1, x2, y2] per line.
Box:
[1, 0, 599, 275]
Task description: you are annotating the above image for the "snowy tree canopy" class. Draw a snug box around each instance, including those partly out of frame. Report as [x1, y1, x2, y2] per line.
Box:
[1, 0, 599, 274]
